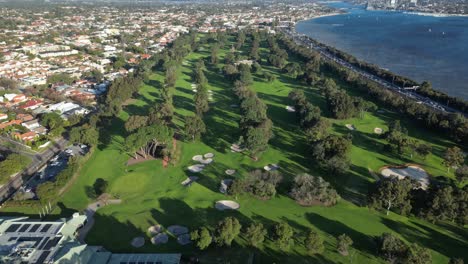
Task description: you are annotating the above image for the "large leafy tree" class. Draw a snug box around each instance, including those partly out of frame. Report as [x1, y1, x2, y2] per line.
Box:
[368, 178, 413, 216]
[124, 115, 148, 133]
[274, 222, 294, 250]
[244, 222, 267, 248]
[190, 227, 212, 250]
[184, 115, 206, 141]
[376, 233, 408, 263]
[305, 230, 324, 255]
[336, 234, 353, 256]
[290, 173, 339, 206]
[214, 217, 242, 247]
[443, 146, 465, 172]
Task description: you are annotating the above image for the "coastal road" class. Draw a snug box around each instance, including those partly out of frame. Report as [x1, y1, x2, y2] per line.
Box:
[282, 28, 465, 115]
[0, 137, 69, 203]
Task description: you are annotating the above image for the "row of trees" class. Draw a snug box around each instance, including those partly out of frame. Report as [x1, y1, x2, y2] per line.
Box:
[233, 63, 273, 160]
[277, 33, 468, 144]
[369, 177, 468, 225]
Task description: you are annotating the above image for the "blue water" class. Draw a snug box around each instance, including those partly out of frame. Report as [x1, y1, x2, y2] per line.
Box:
[296, 2, 468, 99]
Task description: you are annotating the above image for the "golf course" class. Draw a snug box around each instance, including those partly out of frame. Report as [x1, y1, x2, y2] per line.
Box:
[12, 34, 468, 263]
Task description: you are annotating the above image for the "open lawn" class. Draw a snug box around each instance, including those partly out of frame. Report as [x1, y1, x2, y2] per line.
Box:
[4, 36, 466, 263]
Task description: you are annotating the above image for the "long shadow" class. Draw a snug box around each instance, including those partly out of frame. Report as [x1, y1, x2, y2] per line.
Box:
[381, 218, 468, 259]
[305, 212, 376, 255]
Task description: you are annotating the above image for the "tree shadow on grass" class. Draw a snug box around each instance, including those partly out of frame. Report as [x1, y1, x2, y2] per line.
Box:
[305, 212, 376, 256]
[381, 217, 468, 259]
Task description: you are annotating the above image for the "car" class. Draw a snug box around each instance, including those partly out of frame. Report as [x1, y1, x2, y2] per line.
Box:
[80, 144, 88, 149]
[65, 149, 73, 154]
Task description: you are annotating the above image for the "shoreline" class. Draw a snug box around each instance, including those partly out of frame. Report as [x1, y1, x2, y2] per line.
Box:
[402, 11, 468, 17]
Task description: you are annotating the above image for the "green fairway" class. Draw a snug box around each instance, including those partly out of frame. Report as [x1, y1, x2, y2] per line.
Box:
[38, 36, 468, 263]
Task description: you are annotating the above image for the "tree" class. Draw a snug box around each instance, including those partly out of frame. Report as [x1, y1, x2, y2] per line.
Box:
[376, 233, 408, 263]
[455, 165, 468, 183]
[245, 223, 267, 248]
[305, 230, 324, 255]
[274, 222, 294, 250]
[0, 154, 31, 184]
[336, 234, 353, 256]
[426, 185, 458, 223]
[41, 112, 65, 130]
[93, 178, 108, 196]
[414, 143, 432, 160]
[238, 63, 253, 86]
[125, 115, 148, 133]
[449, 258, 465, 264]
[210, 44, 219, 65]
[305, 118, 330, 143]
[443, 146, 465, 172]
[385, 120, 409, 155]
[190, 227, 212, 250]
[405, 243, 432, 264]
[214, 217, 242, 247]
[368, 178, 413, 216]
[242, 169, 283, 200]
[184, 115, 206, 141]
[243, 119, 273, 159]
[290, 173, 339, 206]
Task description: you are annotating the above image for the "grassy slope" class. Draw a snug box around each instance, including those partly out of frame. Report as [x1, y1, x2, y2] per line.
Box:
[9, 37, 467, 263]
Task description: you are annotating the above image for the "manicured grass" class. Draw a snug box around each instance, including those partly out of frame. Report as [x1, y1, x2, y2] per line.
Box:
[7, 37, 467, 263]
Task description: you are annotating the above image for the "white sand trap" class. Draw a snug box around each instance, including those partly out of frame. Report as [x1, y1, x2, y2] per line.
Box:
[264, 164, 280, 171]
[191, 84, 197, 88]
[181, 176, 199, 186]
[220, 179, 234, 194]
[192, 155, 203, 161]
[215, 200, 240, 211]
[177, 233, 192, 245]
[188, 164, 205, 173]
[131, 237, 145, 248]
[286, 105, 296, 112]
[148, 225, 163, 235]
[151, 233, 168, 245]
[200, 158, 213, 164]
[230, 144, 245, 153]
[374, 127, 383, 134]
[381, 165, 429, 189]
[167, 225, 189, 236]
[204, 153, 214, 158]
[225, 169, 236, 175]
[345, 124, 356, 131]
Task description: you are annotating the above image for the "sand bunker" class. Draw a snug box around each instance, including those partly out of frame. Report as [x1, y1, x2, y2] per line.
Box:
[188, 164, 205, 173]
[200, 158, 213, 164]
[167, 225, 189, 236]
[204, 153, 214, 158]
[220, 179, 233, 194]
[264, 164, 280, 171]
[381, 165, 429, 189]
[148, 225, 163, 235]
[151, 233, 168, 245]
[177, 234, 192, 245]
[192, 155, 203, 161]
[374, 127, 383, 134]
[131, 237, 145, 248]
[225, 169, 236, 175]
[345, 124, 356, 131]
[230, 144, 245, 153]
[215, 200, 240, 211]
[181, 176, 199, 187]
[286, 105, 296, 112]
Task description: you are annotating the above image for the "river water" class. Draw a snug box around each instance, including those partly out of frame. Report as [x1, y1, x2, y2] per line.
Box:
[296, 2, 468, 99]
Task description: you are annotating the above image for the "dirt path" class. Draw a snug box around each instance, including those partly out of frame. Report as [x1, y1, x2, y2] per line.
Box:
[77, 198, 122, 243]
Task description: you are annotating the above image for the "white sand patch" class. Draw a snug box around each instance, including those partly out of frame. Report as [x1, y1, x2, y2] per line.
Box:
[200, 158, 213, 164]
[151, 233, 168, 245]
[263, 164, 280, 171]
[131, 237, 145, 248]
[215, 200, 240, 211]
[225, 169, 236, 175]
[286, 106, 296, 112]
[345, 124, 356, 131]
[192, 155, 203, 161]
[220, 179, 233, 194]
[374, 127, 383, 134]
[177, 234, 192, 245]
[188, 164, 205, 173]
[230, 144, 245, 153]
[181, 176, 199, 187]
[204, 153, 214, 158]
[167, 225, 189, 236]
[381, 165, 429, 189]
[148, 225, 163, 236]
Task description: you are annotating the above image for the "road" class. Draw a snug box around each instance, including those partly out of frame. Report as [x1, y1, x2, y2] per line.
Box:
[281, 28, 465, 115]
[0, 137, 69, 203]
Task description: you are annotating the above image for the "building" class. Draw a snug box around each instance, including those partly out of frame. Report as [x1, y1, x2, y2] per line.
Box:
[0, 214, 182, 264]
